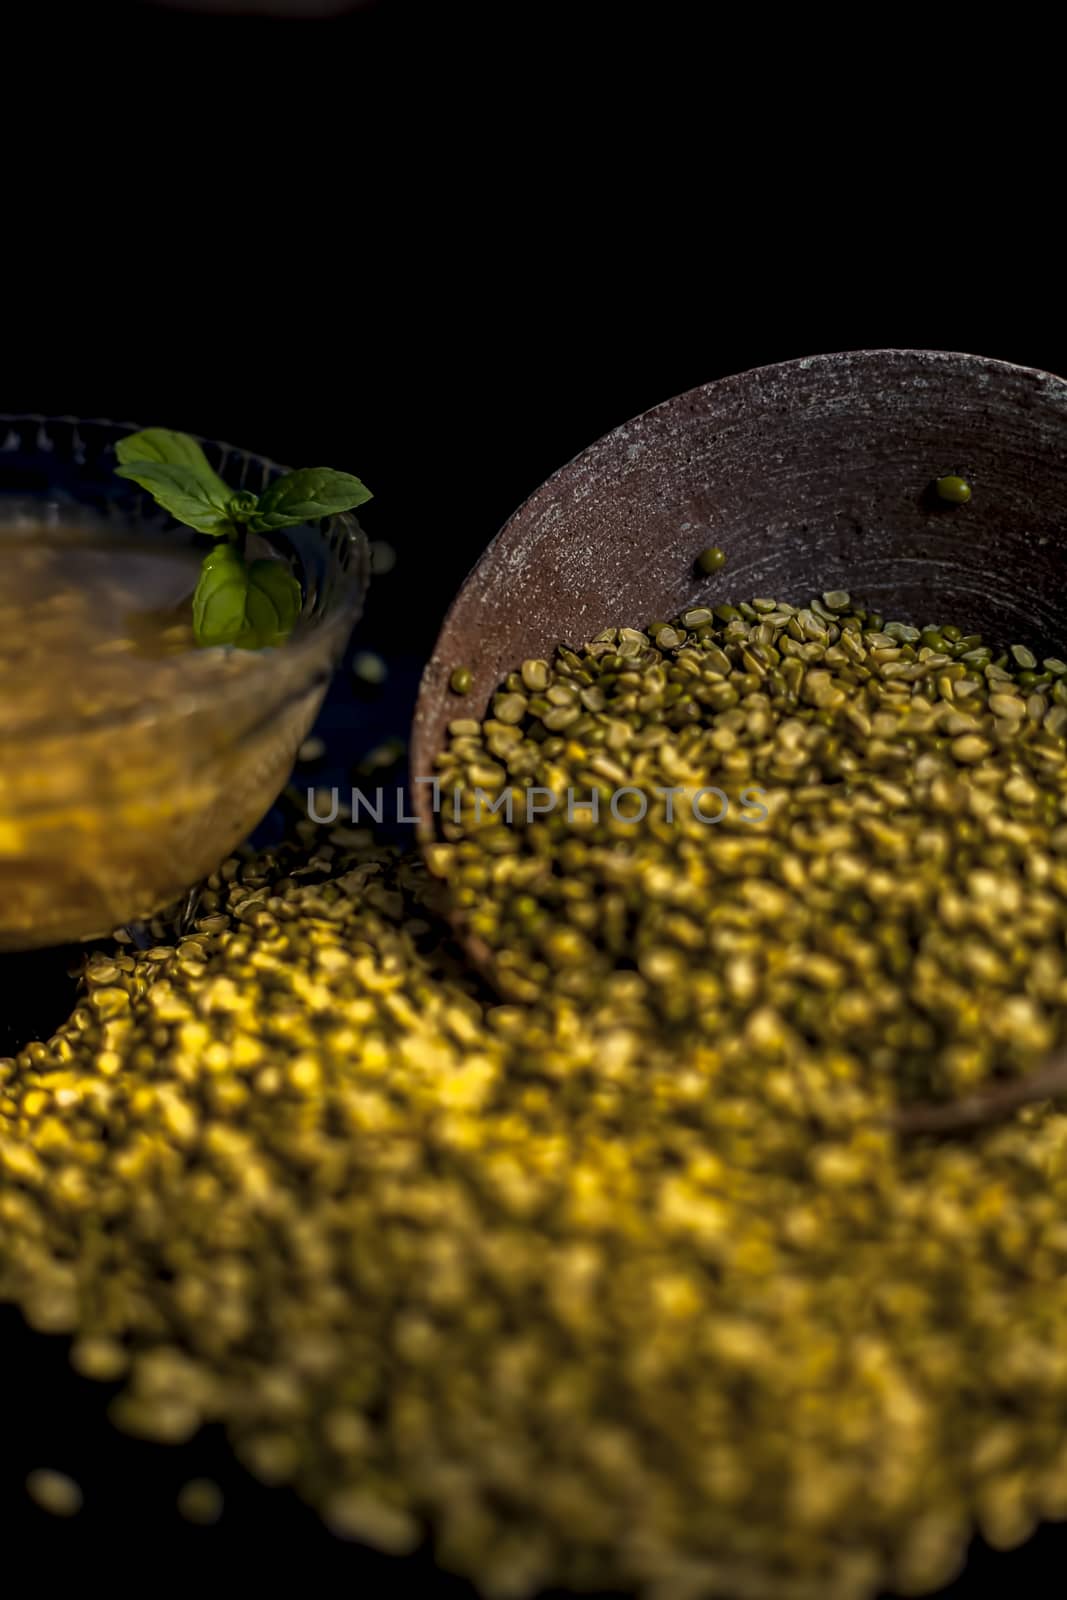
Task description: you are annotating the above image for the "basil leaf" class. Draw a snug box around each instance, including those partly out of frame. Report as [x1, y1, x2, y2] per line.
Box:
[192, 548, 248, 640]
[250, 467, 372, 531]
[115, 428, 233, 505]
[115, 460, 236, 536]
[201, 542, 242, 573]
[192, 549, 302, 650]
[228, 490, 260, 524]
[243, 559, 302, 642]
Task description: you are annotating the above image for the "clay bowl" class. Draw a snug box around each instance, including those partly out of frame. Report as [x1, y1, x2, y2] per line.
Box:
[411, 349, 1067, 1131]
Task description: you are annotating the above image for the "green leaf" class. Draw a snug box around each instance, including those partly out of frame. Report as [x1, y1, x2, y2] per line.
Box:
[243, 560, 303, 642]
[192, 548, 302, 650]
[201, 543, 242, 574]
[227, 490, 260, 524]
[192, 548, 248, 640]
[115, 428, 233, 505]
[115, 460, 236, 536]
[249, 467, 372, 531]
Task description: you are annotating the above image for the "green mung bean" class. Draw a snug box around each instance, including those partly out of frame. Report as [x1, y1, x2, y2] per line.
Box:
[934, 475, 972, 503]
[352, 651, 388, 686]
[369, 540, 397, 576]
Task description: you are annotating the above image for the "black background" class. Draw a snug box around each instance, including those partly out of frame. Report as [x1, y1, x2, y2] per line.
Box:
[3, 0, 1066, 1591]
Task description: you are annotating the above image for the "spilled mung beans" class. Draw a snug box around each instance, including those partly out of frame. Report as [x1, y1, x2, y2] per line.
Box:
[177, 1477, 225, 1525]
[25, 1468, 83, 1517]
[6, 594, 1067, 1596]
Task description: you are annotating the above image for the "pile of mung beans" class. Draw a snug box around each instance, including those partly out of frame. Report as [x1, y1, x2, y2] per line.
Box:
[5, 591, 1067, 1598]
[434, 592, 1067, 1108]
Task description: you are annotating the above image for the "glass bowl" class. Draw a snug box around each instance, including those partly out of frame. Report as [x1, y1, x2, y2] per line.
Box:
[0, 415, 369, 950]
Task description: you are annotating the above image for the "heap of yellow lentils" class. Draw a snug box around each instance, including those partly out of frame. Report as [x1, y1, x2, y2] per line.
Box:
[7, 588, 1067, 1598]
[0, 817, 1064, 1599]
